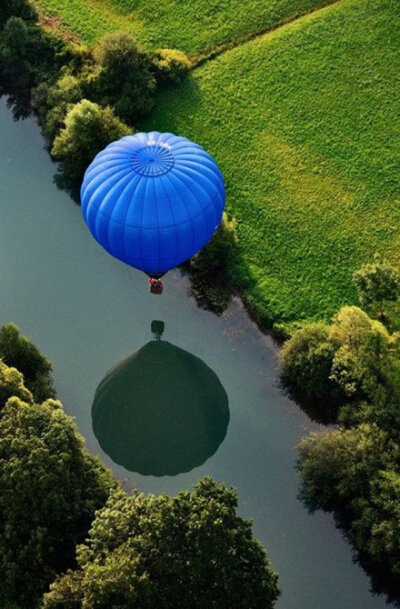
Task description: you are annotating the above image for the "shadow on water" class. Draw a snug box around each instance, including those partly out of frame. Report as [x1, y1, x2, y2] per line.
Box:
[92, 321, 229, 477]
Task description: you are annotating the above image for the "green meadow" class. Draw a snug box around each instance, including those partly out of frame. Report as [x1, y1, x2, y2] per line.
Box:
[144, 0, 400, 327]
[32, 0, 330, 55]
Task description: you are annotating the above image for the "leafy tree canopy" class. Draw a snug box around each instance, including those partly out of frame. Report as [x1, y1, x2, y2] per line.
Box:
[43, 477, 280, 609]
[0, 323, 54, 402]
[51, 99, 130, 198]
[280, 306, 398, 422]
[0, 358, 32, 409]
[298, 424, 400, 583]
[91, 32, 156, 123]
[0, 397, 115, 609]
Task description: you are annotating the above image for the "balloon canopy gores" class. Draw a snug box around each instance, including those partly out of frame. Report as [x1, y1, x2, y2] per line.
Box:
[80, 132, 226, 277]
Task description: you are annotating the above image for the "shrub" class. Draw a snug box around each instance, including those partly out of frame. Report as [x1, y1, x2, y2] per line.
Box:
[51, 99, 130, 199]
[152, 48, 192, 85]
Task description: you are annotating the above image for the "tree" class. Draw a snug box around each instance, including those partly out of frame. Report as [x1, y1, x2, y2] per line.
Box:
[43, 477, 280, 609]
[0, 14, 67, 119]
[0, 322, 54, 402]
[0, 358, 32, 409]
[51, 99, 130, 198]
[298, 424, 400, 584]
[279, 322, 344, 422]
[353, 255, 400, 320]
[33, 70, 84, 141]
[0, 16, 33, 114]
[279, 307, 397, 423]
[0, 397, 114, 609]
[328, 306, 392, 399]
[298, 424, 398, 512]
[91, 32, 156, 123]
[0, 0, 37, 28]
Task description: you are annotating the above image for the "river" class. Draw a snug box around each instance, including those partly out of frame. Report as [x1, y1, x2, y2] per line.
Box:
[0, 98, 389, 609]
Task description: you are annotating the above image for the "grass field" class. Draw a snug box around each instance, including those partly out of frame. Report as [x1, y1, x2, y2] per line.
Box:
[143, 0, 400, 327]
[32, 0, 331, 55]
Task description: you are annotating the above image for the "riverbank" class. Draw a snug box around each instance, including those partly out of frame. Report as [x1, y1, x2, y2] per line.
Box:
[0, 97, 389, 609]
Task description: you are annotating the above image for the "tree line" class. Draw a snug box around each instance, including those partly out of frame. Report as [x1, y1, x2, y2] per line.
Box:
[0, 323, 280, 608]
[0, 0, 191, 199]
[280, 256, 400, 600]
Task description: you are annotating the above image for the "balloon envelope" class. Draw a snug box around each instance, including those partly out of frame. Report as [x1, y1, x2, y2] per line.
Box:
[81, 132, 225, 275]
[92, 340, 229, 476]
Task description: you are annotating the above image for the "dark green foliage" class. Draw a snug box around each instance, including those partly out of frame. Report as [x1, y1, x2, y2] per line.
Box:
[295, 299, 400, 597]
[353, 255, 400, 321]
[43, 477, 280, 609]
[280, 306, 398, 423]
[279, 322, 342, 422]
[298, 425, 400, 585]
[51, 99, 130, 199]
[91, 32, 156, 123]
[33, 70, 85, 141]
[0, 16, 35, 116]
[188, 212, 238, 314]
[0, 359, 33, 409]
[152, 48, 191, 85]
[0, 323, 54, 402]
[0, 397, 115, 609]
[0, 10, 68, 118]
[0, 0, 37, 29]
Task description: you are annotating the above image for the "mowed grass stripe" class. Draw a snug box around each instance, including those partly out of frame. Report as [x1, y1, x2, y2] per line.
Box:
[33, 0, 333, 54]
[144, 0, 400, 326]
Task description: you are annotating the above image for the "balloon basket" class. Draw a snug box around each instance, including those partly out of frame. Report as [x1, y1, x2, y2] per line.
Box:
[149, 278, 164, 295]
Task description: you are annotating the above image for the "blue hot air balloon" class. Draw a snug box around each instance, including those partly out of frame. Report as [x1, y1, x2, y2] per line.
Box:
[81, 132, 225, 291]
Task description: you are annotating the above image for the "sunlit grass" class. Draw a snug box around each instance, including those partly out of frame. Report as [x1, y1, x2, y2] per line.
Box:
[32, 0, 331, 54]
[145, 0, 400, 327]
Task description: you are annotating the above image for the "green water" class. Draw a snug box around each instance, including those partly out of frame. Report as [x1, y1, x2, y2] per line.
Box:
[0, 99, 389, 609]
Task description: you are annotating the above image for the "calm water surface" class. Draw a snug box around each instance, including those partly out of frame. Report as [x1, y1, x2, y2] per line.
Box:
[0, 99, 388, 609]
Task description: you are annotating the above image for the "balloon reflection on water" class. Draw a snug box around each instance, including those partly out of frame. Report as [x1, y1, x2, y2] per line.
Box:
[92, 322, 229, 477]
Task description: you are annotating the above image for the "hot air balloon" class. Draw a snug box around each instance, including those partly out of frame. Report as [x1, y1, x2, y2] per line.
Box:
[81, 132, 225, 293]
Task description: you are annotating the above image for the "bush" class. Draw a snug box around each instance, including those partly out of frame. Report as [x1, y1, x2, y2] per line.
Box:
[152, 48, 192, 84]
[90, 32, 156, 123]
[44, 477, 280, 609]
[0, 323, 54, 402]
[51, 99, 130, 199]
[0, 397, 115, 609]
